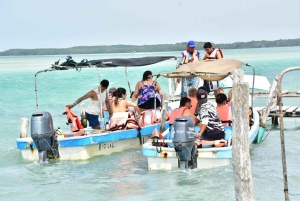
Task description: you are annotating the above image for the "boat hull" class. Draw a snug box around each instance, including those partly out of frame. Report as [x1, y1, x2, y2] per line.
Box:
[16, 123, 168, 161]
[142, 110, 260, 170]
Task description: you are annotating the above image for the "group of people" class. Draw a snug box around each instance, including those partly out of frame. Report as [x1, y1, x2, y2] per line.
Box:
[66, 40, 232, 147]
[67, 71, 163, 129]
[169, 86, 233, 147]
[171, 40, 231, 146]
[176, 41, 224, 98]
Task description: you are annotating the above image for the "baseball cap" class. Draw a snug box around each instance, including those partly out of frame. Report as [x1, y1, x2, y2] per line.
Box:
[187, 40, 196, 48]
[197, 89, 208, 104]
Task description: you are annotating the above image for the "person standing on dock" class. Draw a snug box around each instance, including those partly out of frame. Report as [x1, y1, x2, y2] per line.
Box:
[176, 40, 201, 97]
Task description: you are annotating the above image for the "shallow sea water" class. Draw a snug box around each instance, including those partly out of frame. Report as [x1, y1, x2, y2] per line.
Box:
[0, 47, 300, 201]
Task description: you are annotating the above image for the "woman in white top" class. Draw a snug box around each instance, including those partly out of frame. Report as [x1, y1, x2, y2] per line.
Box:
[67, 79, 110, 129]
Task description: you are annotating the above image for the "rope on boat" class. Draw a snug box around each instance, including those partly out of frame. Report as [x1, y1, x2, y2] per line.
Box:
[42, 136, 58, 160]
[261, 127, 271, 143]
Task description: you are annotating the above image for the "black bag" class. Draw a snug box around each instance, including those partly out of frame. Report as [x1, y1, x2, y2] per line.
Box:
[203, 80, 211, 93]
[203, 80, 219, 93]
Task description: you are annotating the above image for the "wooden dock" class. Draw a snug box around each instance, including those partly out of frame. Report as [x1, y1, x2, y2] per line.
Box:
[254, 106, 300, 118]
[255, 105, 300, 125]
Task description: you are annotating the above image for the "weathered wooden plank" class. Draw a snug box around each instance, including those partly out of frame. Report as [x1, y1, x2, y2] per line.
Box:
[20, 118, 29, 138]
[286, 106, 298, 113]
[281, 106, 291, 112]
[270, 106, 279, 113]
[254, 107, 265, 111]
[260, 76, 278, 126]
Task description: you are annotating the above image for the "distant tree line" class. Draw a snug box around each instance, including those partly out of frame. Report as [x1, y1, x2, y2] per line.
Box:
[1, 38, 300, 56]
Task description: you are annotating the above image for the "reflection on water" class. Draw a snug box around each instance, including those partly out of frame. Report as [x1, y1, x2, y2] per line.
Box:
[106, 151, 147, 198]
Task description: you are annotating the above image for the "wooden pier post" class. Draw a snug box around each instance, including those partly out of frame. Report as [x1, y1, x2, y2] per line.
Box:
[232, 69, 254, 201]
[272, 116, 279, 126]
[20, 118, 29, 138]
[276, 67, 300, 201]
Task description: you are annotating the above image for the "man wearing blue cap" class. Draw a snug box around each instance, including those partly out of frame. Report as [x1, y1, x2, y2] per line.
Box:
[176, 40, 201, 97]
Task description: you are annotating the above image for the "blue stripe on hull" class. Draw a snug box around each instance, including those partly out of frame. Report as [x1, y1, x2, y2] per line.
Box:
[16, 122, 169, 149]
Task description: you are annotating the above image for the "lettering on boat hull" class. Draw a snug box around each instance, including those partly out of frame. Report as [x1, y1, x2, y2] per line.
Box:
[99, 143, 115, 151]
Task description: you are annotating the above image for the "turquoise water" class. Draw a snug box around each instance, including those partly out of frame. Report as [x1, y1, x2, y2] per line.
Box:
[1, 47, 300, 201]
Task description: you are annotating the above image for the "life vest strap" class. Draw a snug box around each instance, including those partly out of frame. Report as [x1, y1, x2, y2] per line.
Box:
[221, 120, 232, 126]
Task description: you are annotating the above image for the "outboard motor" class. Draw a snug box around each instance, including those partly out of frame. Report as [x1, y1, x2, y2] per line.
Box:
[31, 111, 59, 163]
[172, 116, 197, 169]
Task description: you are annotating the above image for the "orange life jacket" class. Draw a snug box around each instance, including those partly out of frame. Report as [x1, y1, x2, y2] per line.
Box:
[64, 107, 84, 132]
[205, 48, 224, 59]
[188, 96, 198, 115]
[106, 112, 139, 131]
[216, 105, 233, 126]
[181, 50, 199, 64]
[169, 107, 188, 125]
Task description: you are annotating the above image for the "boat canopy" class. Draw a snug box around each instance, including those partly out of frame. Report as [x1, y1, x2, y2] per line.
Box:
[158, 59, 245, 81]
[47, 56, 176, 71]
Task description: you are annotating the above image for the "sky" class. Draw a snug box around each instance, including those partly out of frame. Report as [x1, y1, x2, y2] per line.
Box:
[0, 0, 299, 51]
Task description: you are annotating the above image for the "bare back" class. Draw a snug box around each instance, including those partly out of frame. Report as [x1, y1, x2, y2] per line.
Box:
[110, 100, 128, 113]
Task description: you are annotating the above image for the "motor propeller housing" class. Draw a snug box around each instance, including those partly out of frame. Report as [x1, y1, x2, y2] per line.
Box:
[31, 111, 59, 163]
[172, 116, 197, 169]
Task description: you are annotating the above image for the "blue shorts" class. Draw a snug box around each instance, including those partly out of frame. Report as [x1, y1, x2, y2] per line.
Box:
[85, 112, 100, 128]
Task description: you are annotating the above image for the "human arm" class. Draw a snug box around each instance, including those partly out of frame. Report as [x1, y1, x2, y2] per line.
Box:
[195, 117, 208, 138]
[105, 91, 112, 114]
[176, 53, 184, 83]
[176, 53, 184, 68]
[216, 50, 223, 59]
[202, 54, 208, 60]
[66, 90, 95, 109]
[155, 82, 163, 106]
[131, 82, 141, 102]
[183, 108, 199, 125]
[126, 101, 141, 117]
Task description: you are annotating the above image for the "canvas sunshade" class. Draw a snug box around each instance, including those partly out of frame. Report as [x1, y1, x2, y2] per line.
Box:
[158, 59, 245, 81]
